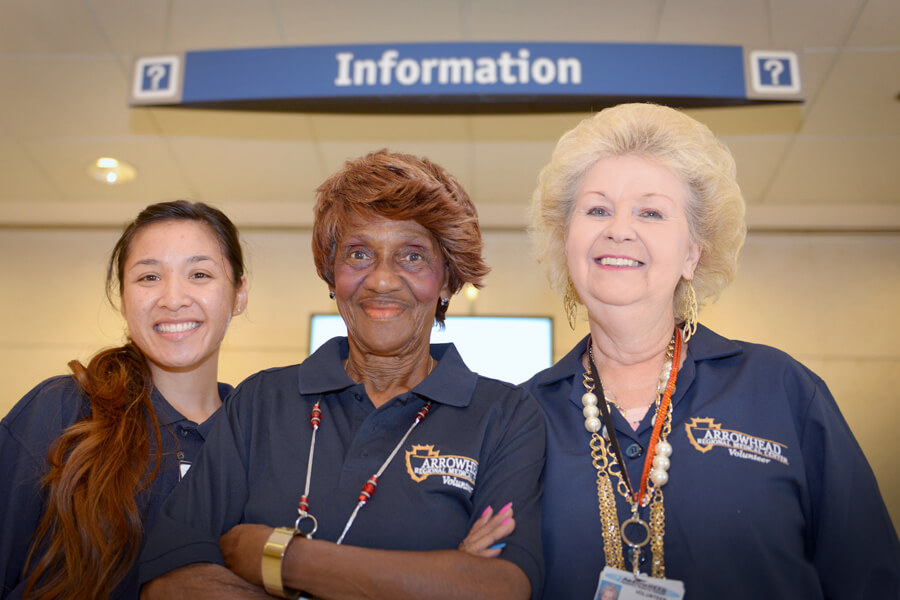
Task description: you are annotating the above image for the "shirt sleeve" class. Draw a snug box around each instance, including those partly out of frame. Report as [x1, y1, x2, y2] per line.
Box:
[468, 383, 546, 600]
[0, 422, 45, 598]
[0, 378, 83, 599]
[138, 380, 253, 585]
[798, 373, 900, 597]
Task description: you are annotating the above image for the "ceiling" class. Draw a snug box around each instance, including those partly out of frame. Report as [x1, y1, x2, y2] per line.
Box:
[1, 0, 898, 231]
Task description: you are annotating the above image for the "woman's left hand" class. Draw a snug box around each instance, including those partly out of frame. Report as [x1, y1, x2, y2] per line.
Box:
[458, 503, 516, 558]
[219, 523, 273, 586]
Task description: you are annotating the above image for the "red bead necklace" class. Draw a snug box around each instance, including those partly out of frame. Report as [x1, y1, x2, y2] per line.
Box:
[291, 399, 433, 544]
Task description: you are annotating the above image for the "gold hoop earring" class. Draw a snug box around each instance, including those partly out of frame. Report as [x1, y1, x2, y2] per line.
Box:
[681, 280, 699, 343]
[564, 279, 578, 330]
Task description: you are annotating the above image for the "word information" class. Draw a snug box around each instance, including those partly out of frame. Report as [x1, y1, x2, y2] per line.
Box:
[334, 48, 582, 87]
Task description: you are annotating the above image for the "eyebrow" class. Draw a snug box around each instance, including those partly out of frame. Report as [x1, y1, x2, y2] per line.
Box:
[128, 255, 215, 270]
[342, 233, 428, 245]
[581, 191, 676, 203]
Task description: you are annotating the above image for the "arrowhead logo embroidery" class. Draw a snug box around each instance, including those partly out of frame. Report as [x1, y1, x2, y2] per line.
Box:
[405, 444, 479, 493]
[684, 417, 720, 453]
[684, 417, 790, 466]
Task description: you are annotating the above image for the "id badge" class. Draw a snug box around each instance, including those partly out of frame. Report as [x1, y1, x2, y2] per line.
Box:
[594, 566, 685, 600]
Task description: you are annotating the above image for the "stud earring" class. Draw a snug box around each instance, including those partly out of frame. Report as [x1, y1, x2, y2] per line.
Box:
[329, 290, 335, 300]
[439, 297, 449, 308]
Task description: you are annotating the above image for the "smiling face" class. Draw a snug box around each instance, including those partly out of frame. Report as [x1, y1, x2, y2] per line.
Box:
[120, 220, 247, 378]
[565, 154, 701, 319]
[333, 214, 450, 359]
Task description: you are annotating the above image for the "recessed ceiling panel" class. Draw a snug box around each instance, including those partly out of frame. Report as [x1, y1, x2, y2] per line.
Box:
[0, 139, 63, 202]
[0, 0, 107, 53]
[167, 0, 283, 51]
[770, 0, 865, 47]
[766, 136, 900, 205]
[165, 137, 323, 203]
[849, 0, 900, 46]
[85, 0, 170, 54]
[801, 50, 900, 136]
[658, 0, 770, 46]
[0, 57, 132, 140]
[274, 0, 464, 44]
[467, 0, 660, 42]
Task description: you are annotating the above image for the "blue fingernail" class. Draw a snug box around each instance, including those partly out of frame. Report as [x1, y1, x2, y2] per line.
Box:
[489, 543, 506, 550]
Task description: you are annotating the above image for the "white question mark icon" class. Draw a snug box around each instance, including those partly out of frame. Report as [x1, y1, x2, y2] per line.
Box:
[763, 59, 784, 85]
[146, 64, 166, 90]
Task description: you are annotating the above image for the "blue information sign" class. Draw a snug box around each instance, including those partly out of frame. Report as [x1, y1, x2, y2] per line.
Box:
[130, 42, 802, 112]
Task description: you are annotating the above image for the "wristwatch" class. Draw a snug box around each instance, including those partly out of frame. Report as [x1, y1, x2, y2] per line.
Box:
[261, 527, 302, 599]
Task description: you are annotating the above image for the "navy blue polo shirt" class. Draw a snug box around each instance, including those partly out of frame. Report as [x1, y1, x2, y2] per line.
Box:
[0, 375, 227, 599]
[526, 324, 899, 600]
[140, 338, 545, 597]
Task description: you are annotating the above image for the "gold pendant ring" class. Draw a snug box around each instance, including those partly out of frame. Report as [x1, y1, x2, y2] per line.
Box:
[620, 515, 651, 548]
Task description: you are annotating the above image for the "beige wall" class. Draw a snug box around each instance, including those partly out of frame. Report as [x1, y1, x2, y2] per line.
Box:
[2, 226, 898, 527]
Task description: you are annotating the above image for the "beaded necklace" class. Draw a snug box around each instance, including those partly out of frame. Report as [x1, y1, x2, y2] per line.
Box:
[291, 358, 435, 544]
[582, 329, 682, 576]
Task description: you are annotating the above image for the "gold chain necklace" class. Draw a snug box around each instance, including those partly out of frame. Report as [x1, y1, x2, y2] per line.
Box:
[582, 331, 681, 577]
[602, 354, 673, 430]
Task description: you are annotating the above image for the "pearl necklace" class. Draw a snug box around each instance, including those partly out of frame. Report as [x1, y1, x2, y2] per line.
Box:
[582, 331, 681, 576]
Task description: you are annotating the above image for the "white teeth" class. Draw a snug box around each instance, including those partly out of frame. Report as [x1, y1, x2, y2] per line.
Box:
[599, 257, 641, 267]
[156, 321, 200, 333]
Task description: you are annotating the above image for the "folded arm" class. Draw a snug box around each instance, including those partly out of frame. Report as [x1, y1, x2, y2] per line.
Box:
[141, 563, 269, 600]
[143, 506, 526, 600]
[283, 537, 530, 600]
[143, 548, 528, 600]
[220, 522, 529, 600]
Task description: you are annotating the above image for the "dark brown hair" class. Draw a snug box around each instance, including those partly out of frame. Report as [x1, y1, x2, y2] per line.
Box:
[312, 149, 489, 324]
[23, 200, 244, 600]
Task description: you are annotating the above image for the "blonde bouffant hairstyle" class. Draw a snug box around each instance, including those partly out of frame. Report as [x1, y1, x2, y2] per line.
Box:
[530, 103, 747, 323]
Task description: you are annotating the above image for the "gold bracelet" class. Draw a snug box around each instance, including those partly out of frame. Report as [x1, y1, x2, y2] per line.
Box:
[261, 527, 302, 599]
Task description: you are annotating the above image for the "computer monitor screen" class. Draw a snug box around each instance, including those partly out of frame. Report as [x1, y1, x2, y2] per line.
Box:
[309, 314, 553, 384]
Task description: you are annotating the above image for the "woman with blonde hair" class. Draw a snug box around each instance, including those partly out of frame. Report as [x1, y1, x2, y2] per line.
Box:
[526, 103, 898, 598]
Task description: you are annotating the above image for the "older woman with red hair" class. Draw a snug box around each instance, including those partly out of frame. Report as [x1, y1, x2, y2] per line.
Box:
[140, 150, 544, 600]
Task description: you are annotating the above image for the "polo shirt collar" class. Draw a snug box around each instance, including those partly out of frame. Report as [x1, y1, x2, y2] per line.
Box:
[532, 325, 744, 409]
[298, 336, 477, 408]
[685, 323, 742, 361]
[669, 323, 742, 405]
[151, 382, 231, 436]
